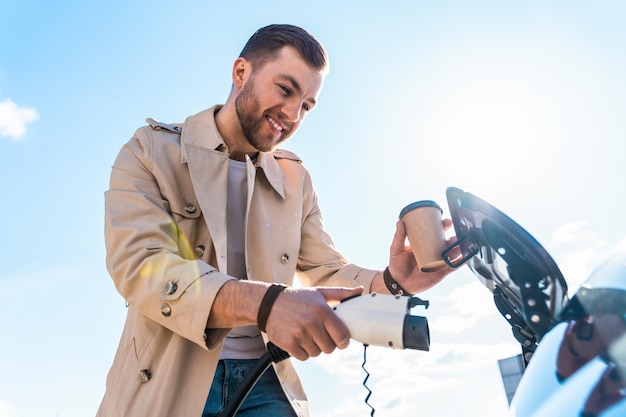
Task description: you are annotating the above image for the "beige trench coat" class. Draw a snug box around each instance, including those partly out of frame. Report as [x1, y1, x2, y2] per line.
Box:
[97, 106, 378, 417]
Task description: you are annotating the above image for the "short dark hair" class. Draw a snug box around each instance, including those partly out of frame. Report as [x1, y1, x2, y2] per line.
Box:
[239, 24, 329, 75]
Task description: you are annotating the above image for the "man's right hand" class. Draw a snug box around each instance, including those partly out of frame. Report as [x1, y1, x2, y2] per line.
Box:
[206, 280, 363, 361]
[264, 286, 363, 361]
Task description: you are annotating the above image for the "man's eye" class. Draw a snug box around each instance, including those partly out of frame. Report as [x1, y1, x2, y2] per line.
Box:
[279, 85, 290, 94]
[302, 103, 310, 112]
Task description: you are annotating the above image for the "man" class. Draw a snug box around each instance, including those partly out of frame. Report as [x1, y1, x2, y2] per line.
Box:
[98, 24, 454, 417]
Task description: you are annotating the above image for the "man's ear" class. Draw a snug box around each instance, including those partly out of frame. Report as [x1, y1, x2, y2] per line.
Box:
[232, 57, 249, 89]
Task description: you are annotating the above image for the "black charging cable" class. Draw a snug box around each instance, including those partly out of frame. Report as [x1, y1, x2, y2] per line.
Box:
[216, 342, 290, 417]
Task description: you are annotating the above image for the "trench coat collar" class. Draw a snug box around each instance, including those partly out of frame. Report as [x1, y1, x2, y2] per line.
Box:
[180, 105, 286, 199]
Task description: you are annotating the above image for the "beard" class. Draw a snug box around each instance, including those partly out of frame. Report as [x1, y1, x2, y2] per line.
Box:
[235, 76, 292, 152]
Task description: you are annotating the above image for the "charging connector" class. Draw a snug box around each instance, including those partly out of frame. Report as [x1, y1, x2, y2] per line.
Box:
[333, 293, 430, 351]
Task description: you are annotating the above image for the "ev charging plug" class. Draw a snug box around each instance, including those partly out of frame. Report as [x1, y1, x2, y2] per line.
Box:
[333, 293, 430, 351]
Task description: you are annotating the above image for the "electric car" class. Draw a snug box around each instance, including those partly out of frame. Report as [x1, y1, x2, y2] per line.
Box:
[444, 187, 626, 417]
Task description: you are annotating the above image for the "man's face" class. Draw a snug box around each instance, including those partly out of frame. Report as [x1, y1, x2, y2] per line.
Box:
[235, 46, 324, 152]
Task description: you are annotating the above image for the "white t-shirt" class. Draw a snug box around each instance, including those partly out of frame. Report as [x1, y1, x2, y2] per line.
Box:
[220, 158, 266, 359]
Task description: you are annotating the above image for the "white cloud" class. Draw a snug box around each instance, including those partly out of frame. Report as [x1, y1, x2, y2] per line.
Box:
[0, 98, 39, 140]
[561, 238, 626, 292]
[429, 282, 497, 333]
[318, 400, 373, 417]
[0, 398, 18, 417]
[557, 248, 608, 292]
[551, 222, 626, 293]
[429, 314, 482, 334]
[552, 220, 598, 244]
[438, 282, 495, 315]
[610, 237, 626, 254]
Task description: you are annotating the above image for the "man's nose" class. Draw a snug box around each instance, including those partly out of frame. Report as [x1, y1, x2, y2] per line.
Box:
[282, 99, 302, 123]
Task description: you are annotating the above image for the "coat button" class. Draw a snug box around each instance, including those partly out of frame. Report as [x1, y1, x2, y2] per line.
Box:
[163, 281, 178, 295]
[138, 369, 152, 383]
[184, 202, 196, 214]
[161, 303, 172, 317]
[195, 245, 206, 257]
[280, 253, 289, 264]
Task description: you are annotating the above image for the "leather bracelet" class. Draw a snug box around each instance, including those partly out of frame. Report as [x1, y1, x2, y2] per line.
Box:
[257, 284, 288, 332]
[383, 267, 413, 296]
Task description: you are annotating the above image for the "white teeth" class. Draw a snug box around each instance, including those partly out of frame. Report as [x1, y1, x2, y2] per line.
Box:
[267, 116, 283, 131]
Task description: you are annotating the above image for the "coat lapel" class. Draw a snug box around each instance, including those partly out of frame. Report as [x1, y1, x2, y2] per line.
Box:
[181, 107, 230, 272]
[255, 152, 286, 199]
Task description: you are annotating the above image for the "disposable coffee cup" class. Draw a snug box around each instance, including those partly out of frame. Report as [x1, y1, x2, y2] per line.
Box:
[399, 200, 448, 273]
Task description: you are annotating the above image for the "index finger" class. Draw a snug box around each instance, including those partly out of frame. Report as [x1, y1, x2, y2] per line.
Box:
[316, 286, 364, 304]
[391, 220, 408, 251]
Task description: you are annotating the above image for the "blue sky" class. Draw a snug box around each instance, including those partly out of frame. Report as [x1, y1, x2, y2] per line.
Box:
[1, 1, 625, 416]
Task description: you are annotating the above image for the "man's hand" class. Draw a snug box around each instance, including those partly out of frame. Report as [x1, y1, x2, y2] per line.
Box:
[264, 286, 363, 361]
[386, 219, 456, 294]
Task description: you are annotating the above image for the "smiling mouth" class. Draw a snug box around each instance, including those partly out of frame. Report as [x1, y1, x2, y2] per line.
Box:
[267, 115, 284, 132]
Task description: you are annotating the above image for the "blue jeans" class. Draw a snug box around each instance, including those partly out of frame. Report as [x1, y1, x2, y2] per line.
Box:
[202, 359, 298, 417]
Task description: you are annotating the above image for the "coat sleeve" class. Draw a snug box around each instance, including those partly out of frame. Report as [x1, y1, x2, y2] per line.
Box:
[294, 169, 379, 291]
[104, 128, 232, 350]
